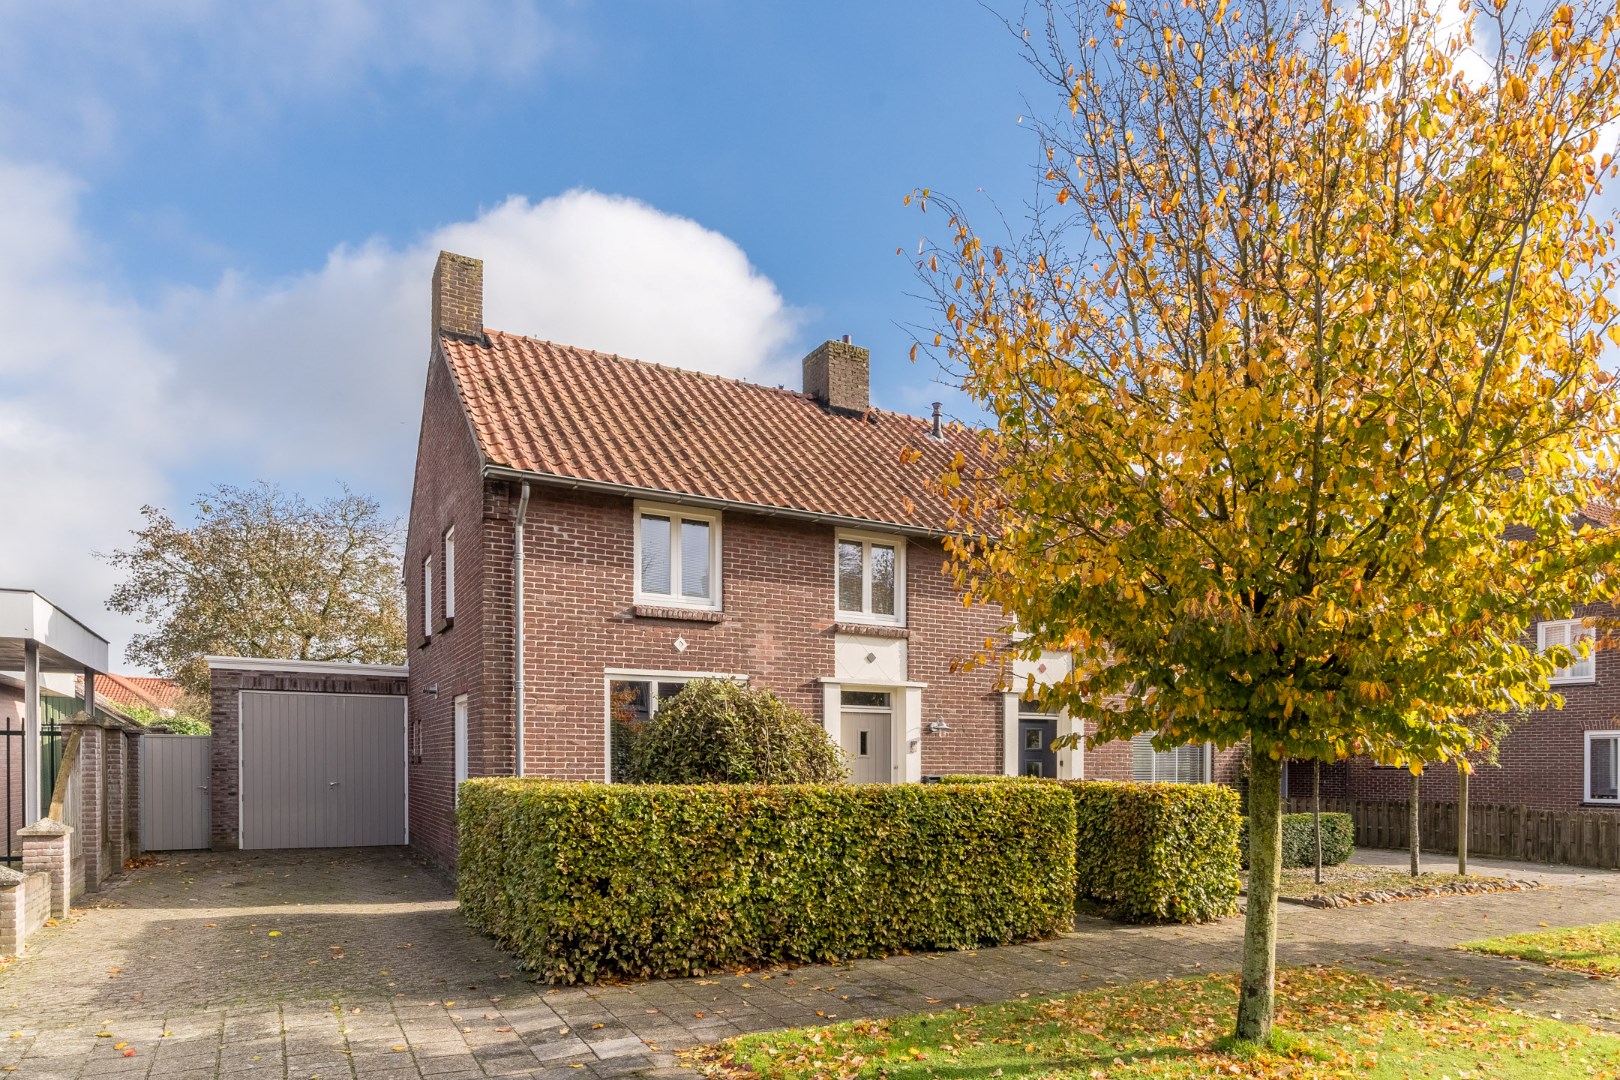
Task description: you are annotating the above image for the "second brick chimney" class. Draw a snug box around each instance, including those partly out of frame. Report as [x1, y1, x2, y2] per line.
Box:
[432, 251, 484, 342]
[802, 336, 870, 413]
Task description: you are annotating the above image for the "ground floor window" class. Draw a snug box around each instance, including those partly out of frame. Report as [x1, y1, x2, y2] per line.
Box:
[1588, 731, 1619, 804]
[607, 678, 690, 782]
[1130, 733, 1209, 784]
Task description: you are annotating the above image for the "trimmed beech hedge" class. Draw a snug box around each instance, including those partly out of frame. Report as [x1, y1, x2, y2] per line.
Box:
[457, 780, 1076, 983]
[940, 777, 1242, 923]
[1281, 812, 1355, 868]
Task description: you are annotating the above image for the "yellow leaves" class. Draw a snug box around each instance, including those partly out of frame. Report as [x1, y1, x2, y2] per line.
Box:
[1056, 188, 1070, 205]
[1506, 74, 1530, 104]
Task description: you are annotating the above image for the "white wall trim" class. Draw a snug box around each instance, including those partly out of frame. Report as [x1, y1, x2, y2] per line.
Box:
[206, 656, 408, 677]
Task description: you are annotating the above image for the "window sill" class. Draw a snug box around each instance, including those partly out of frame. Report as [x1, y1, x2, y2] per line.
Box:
[833, 621, 910, 640]
[437, 615, 455, 634]
[1582, 800, 1620, 809]
[632, 604, 725, 623]
[1549, 677, 1597, 686]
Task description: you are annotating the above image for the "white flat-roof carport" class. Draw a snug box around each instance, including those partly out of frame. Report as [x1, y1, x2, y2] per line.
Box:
[0, 590, 110, 825]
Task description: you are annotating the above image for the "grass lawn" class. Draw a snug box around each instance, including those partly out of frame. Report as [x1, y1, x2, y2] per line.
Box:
[1273, 865, 1501, 900]
[1462, 921, 1620, 978]
[691, 967, 1620, 1078]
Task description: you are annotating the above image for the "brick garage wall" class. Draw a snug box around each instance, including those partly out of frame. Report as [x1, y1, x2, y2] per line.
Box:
[208, 666, 409, 851]
[404, 344, 491, 868]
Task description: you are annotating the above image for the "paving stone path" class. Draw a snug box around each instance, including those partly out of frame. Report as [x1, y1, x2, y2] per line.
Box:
[0, 847, 1613, 1079]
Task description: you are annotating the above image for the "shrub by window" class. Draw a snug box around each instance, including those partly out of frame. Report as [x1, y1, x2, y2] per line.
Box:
[628, 678, 847, 784]
[457, 780, 1077, 983]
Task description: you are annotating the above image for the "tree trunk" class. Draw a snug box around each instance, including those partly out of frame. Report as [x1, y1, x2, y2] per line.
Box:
[1312, 760, 1323, 886]
[1457, 763, 1469, 876]
[1408, 770, 1421, 878]
[1236, 751, 1283, 1043]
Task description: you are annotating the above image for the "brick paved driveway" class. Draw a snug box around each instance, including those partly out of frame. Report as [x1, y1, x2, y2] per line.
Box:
[0, 847, 1614, 1079]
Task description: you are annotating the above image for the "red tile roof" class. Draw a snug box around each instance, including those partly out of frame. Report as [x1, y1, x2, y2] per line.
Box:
[438, 330, 988, 532]
[87, 674, 184, 715]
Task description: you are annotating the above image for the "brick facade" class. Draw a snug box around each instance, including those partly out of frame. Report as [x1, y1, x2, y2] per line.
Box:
[207, 666, 409, 850]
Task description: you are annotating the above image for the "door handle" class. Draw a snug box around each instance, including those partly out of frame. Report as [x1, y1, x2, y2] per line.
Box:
[328, 781, 340, 787]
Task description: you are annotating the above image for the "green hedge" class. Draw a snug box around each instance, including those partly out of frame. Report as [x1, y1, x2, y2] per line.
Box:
[1280, 812, 1355, 868]
[939, 776, 1242, 923]
[458, 780, 1077, 983]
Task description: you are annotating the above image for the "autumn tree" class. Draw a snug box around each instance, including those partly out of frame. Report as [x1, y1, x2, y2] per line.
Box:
[103, 482, 406, 694]
[919, 0, 1620, 1043]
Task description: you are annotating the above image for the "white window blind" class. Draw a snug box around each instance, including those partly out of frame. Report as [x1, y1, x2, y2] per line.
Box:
[1130, 733, 1209, 783]
[635, 504, 720, 608]
[1539, 619, 1596, 683]
[1589, 733, 1619, 803]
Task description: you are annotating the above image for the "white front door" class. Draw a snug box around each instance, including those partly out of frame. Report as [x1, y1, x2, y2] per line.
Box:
[839, 689, 893, 784]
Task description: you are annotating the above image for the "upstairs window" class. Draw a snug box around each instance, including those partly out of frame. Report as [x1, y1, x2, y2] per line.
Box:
[1539, 618, 1597, 684]
[1130, 733, 1209, 784]
[1588, 731, 1619, 804]
[421, 555, 433, 641]
[635, 503, 721, 609]
[836, 532, 904, 624]
[443, 526, 457, 620]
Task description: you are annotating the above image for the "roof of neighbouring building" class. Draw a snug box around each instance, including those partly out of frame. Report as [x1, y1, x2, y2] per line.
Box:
[79, 673, 185, 716]
[437, 330, 992, 533]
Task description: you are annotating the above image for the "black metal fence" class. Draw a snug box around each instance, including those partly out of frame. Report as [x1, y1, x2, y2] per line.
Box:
[0, 722, 62, 865]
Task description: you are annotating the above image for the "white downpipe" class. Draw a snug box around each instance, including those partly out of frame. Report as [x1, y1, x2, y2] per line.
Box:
[514, 482, 531, 777]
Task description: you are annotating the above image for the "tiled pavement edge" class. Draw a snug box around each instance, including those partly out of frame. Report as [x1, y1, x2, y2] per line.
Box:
[0, 848, 1613, 1079]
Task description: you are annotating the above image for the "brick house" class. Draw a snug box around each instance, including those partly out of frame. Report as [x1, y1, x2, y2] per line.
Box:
[1288, 596, 1620, 813]
[404, 252, 1240, 866]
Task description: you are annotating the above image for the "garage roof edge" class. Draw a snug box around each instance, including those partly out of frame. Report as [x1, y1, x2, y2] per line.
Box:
[204, 656, 409, 677]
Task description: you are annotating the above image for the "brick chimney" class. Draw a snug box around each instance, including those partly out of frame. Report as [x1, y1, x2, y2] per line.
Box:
[432, 251, 484, 342]
[802, 336, 870, 413]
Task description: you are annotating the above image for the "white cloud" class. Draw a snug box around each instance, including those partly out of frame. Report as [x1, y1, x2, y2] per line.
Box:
[0, 180, 804, 672]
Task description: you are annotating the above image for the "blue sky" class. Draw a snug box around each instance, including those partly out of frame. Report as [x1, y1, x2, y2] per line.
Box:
[0, 1, 1043, 662]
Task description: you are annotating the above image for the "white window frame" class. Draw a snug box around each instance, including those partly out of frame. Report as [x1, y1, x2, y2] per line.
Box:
[1538, 618, 1597, 684]
[602, 668, 748, 782]
[443, 525, 457, 620]
[632, 501, 723, 610]
[453, 694, 468, 806]
[1585, 729, 1620, 805]
[834, 529, 906, 626]
[422, 555, 433, 640]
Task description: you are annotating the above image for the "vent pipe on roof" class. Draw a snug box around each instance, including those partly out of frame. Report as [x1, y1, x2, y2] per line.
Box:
[931, 402, 943, 440]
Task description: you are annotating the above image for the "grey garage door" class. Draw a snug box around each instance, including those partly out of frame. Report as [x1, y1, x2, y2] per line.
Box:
[240, 691, 405, 849]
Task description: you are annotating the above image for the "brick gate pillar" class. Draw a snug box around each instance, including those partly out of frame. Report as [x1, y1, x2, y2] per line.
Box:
[17, 820, 74, 917]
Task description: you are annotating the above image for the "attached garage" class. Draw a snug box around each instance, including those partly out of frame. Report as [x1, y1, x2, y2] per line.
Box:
[205, 657, 409, 851]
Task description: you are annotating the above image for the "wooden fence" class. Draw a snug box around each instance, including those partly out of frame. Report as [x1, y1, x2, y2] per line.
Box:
[1282, 797, 1620, 870]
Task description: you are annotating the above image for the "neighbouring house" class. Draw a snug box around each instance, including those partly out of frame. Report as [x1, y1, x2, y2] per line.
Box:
[1291, 599, 1620, 814]
[403, 252, 1240, 866]
[81, 674, 185, 719]
[1282, 504, 1620, 821]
